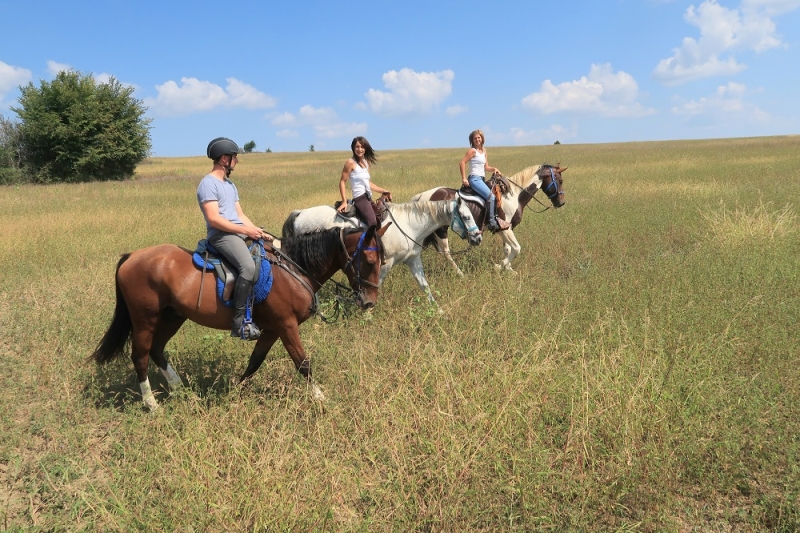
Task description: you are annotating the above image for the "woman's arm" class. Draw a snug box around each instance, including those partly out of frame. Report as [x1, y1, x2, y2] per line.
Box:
[483, 150, 500, 175]
[337, 160, 354, 212]
[368, 182, 392, 201]
[459, 148, 476, 186]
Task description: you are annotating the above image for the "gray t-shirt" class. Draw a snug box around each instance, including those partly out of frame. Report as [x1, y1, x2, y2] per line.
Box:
[197, 174, 242, 239]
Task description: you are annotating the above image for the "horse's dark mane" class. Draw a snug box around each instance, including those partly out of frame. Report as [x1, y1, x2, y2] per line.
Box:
[280, 228, 343, 274]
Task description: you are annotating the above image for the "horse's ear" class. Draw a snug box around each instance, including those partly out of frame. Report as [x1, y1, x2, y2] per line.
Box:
[378, 222, 392, 236]
[558, 166, 568, 173]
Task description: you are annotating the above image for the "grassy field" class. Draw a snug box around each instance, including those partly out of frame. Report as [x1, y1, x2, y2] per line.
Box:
[1, 136, 798, 531]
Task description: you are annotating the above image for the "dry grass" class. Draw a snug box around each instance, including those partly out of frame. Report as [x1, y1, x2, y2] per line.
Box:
[1, 136, 799, 531]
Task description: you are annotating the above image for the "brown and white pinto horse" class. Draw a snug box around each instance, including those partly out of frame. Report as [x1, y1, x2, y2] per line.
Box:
[91, 226, 388, 410]
[410, 164, 566, 273]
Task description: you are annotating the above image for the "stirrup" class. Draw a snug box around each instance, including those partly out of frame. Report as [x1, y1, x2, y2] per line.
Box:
[232, 322, 261, 341]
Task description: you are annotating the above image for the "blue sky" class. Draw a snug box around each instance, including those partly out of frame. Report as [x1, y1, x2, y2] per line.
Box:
[1, 0, 798, 156]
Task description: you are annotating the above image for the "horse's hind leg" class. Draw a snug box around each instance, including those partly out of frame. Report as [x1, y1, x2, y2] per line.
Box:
[130, 318, 160, 411]
[149, 309, 187, 392]
[239, 332, 279, 383]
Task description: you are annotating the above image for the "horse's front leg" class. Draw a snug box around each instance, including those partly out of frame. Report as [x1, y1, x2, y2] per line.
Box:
[279, 324, 325, 401]
[404, 255, 440, 308]
[497, 229, 521, 272]
[240, 332, 279, 383]
[438, 235, 464, 277]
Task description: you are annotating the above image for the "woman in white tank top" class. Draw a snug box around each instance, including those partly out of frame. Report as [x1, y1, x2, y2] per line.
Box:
[337, 136, 393, 227]
[458, 129, 509, 232]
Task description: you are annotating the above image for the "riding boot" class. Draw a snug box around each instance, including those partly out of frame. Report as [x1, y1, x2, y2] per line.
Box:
[231, 277, 261, 340]
[486, 195, 500, 232]
[486, 193, 510, 232]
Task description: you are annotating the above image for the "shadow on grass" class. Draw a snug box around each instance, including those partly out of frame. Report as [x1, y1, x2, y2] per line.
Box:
[83, 341, 299, 412]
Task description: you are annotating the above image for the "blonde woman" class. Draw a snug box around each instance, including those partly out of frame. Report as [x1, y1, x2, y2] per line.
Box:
[459, 129, 508, 231]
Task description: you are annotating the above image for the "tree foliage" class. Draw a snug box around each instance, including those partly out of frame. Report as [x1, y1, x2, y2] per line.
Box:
[243, 140, 256, 153]
[0, 115, 27, 184]
[11, 70, 152, 183]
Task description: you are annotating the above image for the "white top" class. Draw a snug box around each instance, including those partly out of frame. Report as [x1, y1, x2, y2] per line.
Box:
[469, 149, 486, 178]
[349, 159, 371, 198]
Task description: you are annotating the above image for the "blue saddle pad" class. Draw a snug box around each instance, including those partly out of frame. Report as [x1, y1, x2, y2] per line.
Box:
[192, 249, 273, 307]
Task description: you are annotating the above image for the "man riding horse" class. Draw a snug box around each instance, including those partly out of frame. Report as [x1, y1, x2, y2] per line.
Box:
[197, 137, 271, 340]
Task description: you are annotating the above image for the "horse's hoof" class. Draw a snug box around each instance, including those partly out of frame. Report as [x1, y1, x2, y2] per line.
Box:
[311, 383, 326, 402]
[142, 396, 159, 412]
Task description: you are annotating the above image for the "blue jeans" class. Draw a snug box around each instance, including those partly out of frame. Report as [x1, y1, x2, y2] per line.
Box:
[468, 175, 492, 201]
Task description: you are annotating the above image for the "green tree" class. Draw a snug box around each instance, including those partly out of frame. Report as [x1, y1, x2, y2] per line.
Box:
[243, 140, 256, 153]
[12, 70, 152, 183]
[309, 145, 315, 152]
[0, 114, 27, 184]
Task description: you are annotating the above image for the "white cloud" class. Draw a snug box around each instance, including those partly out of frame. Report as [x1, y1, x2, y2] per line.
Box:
[47, 60, 72, 76]
[653, 0, 800, 84]
[276, 129, 299, 138]
[0, 61, 32, 105]
[144, 77, 276, 117]
[505, 124, 578, 145]
[271, 104, 366, 141]
[671, 81, 769, 119]
[445, 104, 468, 117]
[521, 64, 655, 117]
[364, 68, 454, 117]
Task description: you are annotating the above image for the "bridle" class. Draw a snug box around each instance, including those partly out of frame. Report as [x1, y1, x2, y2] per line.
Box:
[262, 228, 380, 321]
[506, 166, 564, 214]
[339, 227, 381, 294]
[449, 194, 480, 238]
[540, 166, 564, 203]
[383, 196, 478, 249]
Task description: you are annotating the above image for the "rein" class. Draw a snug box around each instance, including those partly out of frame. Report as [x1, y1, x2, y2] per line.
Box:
[340, 228, 381, 290]
[263, 240, 321, 315]
[384, 197, 475, 250]
[505, 166, 563, 214]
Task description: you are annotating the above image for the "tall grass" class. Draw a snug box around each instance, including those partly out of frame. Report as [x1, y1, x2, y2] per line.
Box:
[1, 136, 798, 531]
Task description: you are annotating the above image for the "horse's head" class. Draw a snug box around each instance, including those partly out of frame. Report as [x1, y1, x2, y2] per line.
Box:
[539, 165, 566, 208]
[340, 224, 390, 310]
[451, 195, 483, 246]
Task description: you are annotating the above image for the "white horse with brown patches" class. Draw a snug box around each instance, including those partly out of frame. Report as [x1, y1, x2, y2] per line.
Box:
[411, 164, 566, 273]
[282, 197, 482, 305]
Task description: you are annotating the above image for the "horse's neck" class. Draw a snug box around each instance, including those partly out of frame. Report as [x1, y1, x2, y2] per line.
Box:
[509, 167, 542, 208]
[390, 202, 451, 236]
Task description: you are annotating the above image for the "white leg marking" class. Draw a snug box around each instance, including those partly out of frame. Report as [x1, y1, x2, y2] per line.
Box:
[139, 378, 159, 411]
[311, 382, 326, 402]
[160, 363, 183, 391]
[406, 256, 437, 304]
[439, 237, 464, 277]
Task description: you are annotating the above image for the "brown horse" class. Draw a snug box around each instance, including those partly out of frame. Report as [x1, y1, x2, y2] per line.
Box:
[410, 164, 566, 273]
[91, 226, 388, 410]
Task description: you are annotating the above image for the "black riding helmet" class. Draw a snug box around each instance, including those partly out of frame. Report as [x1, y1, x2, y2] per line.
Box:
[207, 137, 241, 160]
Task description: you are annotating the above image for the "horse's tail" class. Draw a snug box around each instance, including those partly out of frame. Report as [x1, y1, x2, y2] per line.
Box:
[282, 211, 300, 238]
[90, 253, 133, 364]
